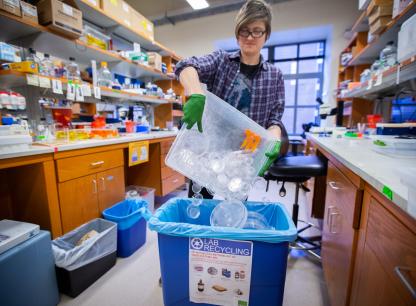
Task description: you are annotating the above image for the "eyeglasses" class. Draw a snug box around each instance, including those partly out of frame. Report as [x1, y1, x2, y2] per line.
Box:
[238, 29, 266, 38]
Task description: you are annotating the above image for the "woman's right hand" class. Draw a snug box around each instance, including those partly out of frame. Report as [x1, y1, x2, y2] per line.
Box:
[183, 94, 206, 133]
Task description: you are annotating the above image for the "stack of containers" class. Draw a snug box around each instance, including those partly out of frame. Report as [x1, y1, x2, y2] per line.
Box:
[166, 90, 278, 201]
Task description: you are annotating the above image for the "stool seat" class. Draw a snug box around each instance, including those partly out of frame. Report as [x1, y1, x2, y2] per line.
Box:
[268, 155, 327, 178]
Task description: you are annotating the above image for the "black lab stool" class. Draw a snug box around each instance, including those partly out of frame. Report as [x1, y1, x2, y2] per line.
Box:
[264, 155, 327, 259]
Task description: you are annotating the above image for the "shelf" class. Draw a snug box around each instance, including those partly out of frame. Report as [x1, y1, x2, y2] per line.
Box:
[351, 10, 369, 33]
[339, 57, 416, 99]
[0, 11, 172, 80]
[347, 1, 416, 66]
[0, 71, 180, 105]
[74, 0, 181, 61]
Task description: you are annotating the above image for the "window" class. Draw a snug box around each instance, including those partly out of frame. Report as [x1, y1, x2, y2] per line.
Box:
[270, 41, 325, 135]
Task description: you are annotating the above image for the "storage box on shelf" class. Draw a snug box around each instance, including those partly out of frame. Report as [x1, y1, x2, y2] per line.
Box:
[36, 0, 83, 38]
[20, 1, 38, 23]
[0, 0, 21, 17]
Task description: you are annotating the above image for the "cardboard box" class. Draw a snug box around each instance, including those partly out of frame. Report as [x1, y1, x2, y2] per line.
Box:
[130, 9, 154, 40]
[84, 0, 99, 9]
[369, 16, 392, 34]
[21, 1, 38, 23]
[100, 0, 130, 27]
[0, 42, 20, 62]
[367, 0, 393, 15]
[147, 52, 162, 71]
[368, 5, 392, 24]
[392, 0, 412, 18]
[36, 0, 83, 38]
[0, 0, 21, 17]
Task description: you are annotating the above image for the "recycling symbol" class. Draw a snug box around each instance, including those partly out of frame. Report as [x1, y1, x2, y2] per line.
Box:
[191, 238, 204, 250]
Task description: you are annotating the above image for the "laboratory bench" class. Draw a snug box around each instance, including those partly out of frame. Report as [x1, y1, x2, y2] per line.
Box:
[0, 131, 185, 238]
[306, 133, 416, 306]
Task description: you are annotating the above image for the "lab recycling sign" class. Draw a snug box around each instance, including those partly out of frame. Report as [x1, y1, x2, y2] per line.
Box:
[189, 237, 253, 306]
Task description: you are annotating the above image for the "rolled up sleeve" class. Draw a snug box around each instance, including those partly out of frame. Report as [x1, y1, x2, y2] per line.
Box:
[174, 50, 225, 85]
[267, 70, 285, 129]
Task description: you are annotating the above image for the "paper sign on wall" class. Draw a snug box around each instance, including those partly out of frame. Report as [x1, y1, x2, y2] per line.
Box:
[128, 141, 149, 166]
[189, 238, 253, 306]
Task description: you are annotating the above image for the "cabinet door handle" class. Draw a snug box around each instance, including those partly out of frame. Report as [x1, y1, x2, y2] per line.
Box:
[100, 177, 106, 191]
[329, 211, 340, 234]
[92, 179, 97, 194]
[395, 266, 416, 298]
[328, 181, 341, 190]
[326, 206, 335, 226]
[172, 179, 179, 183]
[90, 161, 104, 167]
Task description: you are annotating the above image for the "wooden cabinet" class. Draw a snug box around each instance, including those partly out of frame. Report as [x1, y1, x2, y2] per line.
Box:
[57, 149, 125, 233]
[322, 161, 363, 306]
[97, 167, 125, 212]
[351, 188, 416, 306]
[127, 138, 185, 197]
[58, 174, 100, 233]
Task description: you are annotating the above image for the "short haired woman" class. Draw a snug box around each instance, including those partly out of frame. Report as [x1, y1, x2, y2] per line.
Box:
[175, 0, 286, 198]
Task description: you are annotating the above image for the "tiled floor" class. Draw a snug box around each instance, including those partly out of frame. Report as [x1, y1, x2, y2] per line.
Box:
[59, 181, 330, 306]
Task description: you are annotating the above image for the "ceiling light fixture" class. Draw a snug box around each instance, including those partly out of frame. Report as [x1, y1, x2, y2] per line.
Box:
[186, 0, 209, 10]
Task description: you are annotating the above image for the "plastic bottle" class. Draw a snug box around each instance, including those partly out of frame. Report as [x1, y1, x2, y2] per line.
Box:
[39, 54, 54, 77]
[65, 57, 80, 82]
[97, 61, 113, 87]
[380, 41, 397, 68]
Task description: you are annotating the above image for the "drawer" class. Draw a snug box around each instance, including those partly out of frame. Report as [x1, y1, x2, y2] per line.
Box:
[56, 149, 124, 182]
[366, 196, 416, 303]
[162, 173, 185, 196]
[161, 166, 177, 180]
[326, 162, 361, 228]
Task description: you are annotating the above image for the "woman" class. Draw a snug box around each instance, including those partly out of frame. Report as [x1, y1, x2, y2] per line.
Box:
[175, 0, 286, 198]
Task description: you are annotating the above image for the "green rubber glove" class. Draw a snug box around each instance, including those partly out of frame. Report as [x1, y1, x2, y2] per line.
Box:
[183, 94, 205, 133]
[258, 141, 281, 177]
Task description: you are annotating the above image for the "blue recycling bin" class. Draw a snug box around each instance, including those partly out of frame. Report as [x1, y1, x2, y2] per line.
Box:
[149, 198, 297, 306]
[102, 199, 148, 258]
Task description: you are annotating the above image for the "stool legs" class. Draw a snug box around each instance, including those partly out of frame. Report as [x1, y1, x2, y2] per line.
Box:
[292, 183, 300, 227]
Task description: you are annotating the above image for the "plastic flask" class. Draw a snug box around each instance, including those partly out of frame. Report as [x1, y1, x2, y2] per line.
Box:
[97, 61, 113, 87]
[380, 41, 397, 68]
[39, 54, 54, 77]
[65, 57, 80, 82]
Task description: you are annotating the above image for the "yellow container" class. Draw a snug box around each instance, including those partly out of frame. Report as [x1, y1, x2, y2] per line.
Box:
[6, 61, 38, 73]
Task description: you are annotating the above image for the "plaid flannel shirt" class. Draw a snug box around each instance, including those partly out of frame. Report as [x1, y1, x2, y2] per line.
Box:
[175, 49, 285, 129]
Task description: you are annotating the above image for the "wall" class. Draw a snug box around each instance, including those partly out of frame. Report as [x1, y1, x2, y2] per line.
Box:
[155, 0, 360, 107]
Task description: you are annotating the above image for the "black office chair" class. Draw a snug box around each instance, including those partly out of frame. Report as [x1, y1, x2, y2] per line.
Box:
[264, 127, 327, 259]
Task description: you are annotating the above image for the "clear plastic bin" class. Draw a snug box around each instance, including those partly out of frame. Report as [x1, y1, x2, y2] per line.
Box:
[372, 136, 416, 157]
[166, 90, 278, 199]
[81, 25, 111, 50]
[398, 12, 416, 62]
[126, 185, 156, 212]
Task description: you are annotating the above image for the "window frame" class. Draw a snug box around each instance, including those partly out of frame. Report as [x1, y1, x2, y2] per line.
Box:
[267, 40, 326, 135]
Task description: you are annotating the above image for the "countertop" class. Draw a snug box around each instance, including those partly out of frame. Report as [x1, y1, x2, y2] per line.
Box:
[0, 131, 178, 160]
[307, 134, 416, 219]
